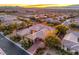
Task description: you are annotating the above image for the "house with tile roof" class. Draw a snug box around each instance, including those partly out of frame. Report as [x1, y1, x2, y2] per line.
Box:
[16, 24, 55, 42]
[26, 28, 54, 41]
[44, 18, 61, 23]
[0, 14, 22, 25]
[62, 31, 79, 53]
[16, 24, 55, 36]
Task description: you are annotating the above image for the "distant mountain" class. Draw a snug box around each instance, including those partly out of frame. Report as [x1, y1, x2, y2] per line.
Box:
[0, 4, 79, 14]
[64, 5, 79, 8]
[46, 4, 79, 9]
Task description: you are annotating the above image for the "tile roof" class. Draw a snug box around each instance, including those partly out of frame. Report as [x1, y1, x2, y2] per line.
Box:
[16, 24, 55, 37]
[62, 31, 79, 51]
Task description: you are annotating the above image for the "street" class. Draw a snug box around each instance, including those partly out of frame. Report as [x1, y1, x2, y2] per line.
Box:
[0, 33, 30, 55]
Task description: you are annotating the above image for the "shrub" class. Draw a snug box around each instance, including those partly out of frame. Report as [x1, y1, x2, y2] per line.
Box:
[20, 38, 33, 49]
[35, 48, 46, 55]
[10, 35, 21, 42]
[70, 23, 79, 28]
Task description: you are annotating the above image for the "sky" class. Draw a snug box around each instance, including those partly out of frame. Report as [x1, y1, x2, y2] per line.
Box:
[0, 0, 79, 5]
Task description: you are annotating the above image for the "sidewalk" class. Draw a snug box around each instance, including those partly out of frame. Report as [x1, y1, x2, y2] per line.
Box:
[0, 48, 6, 55]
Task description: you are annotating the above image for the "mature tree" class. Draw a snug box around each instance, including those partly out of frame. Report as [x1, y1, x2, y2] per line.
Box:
[55, 24, 69, 36]
[0, 23, 6, 31]
[45, 35, 61, 48]
[2, 23, 17, 35]
[17, 22, 26, 30]
[8, 23, 18, 30]
[0, 23, 19, 35]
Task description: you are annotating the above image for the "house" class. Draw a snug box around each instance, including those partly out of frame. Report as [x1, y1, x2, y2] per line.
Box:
[26, 28, 54, 41]
[62, 31, 79, 53]
[62, 19, 72, 26]
[0, 15, 17, 22]
[72, 18, 79, 24]
[16, 24, 55, 42]
[17, 16, 31, 21]
[16, 24, 45, 36]
[56, 16, 64, 21]
[34, 14, 47, 19]
[16, 24, 51, 36]
[0, 14, 18, 25]
[26, 25, 55, 54]
[44, 18, 61, 23]
[16, 24, 55, 34]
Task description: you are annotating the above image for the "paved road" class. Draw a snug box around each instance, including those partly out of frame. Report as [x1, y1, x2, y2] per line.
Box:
[0, 33, 30, 55]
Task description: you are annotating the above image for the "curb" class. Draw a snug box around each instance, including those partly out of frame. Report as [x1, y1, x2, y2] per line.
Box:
[0, 32, 32, 55]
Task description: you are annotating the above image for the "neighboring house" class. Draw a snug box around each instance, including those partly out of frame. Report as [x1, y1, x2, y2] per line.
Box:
[0, 15, 17, 22]
[34, 14, 47, 19]
[44, 18, 61, 23]
[62, 31, 79, 53]
[17, 16, 31, 21]
[62, 18, 79, 26]
[56, 16, 64, 21]
[62, 19, 72, 26]
[0, 14, 18, 25]
[22, 15, 33, 18]
[72, 18, 79, 24]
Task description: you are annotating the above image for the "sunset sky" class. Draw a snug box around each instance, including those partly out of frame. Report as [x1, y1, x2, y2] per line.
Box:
[0, 0, 78, 8]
